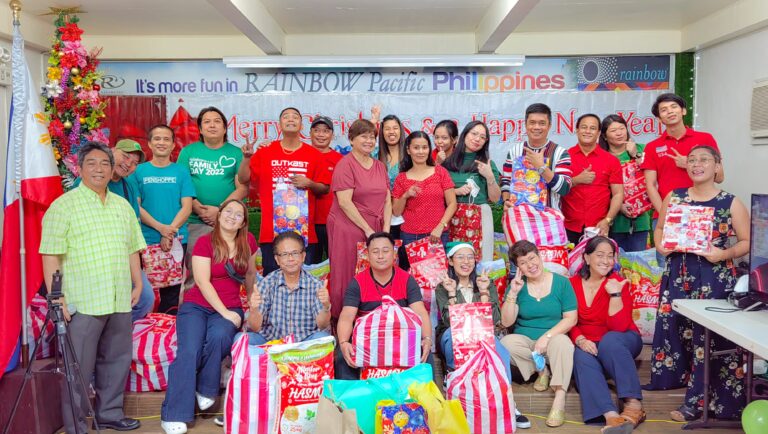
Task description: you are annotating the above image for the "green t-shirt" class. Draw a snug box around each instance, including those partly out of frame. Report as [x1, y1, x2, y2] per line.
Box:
[612, 143, 652, 233]
[511, 273, 577, 340]
[176, 141, 243, 224]
[447, 152, 501, 205]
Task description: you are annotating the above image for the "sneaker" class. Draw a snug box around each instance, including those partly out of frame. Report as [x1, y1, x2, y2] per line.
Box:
[515, 409, 531, 429]
[160, 421, 187, 434]
[196, 392, 215, 411]
[214, 415, 224, 427]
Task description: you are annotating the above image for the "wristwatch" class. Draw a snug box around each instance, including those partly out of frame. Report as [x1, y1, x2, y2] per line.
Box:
[609, 292, 622, 298]
[536, 165, 546, 175]
[605, 216, 613, 225]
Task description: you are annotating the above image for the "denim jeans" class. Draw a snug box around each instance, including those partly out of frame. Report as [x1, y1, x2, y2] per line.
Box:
[400, 231, 449, 251]
[610, 231, 649, 253]
[161, 303, 243, 423]
[131, 270, 154, 322]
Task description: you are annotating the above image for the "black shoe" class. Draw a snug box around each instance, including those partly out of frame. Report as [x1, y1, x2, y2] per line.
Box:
[94, 418, 141, 431]
[516, 413, 531, 429]
[214, 415, 224, 427]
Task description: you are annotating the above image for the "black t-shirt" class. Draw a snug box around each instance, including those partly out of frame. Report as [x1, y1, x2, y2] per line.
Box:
[343, 268, 422, 314]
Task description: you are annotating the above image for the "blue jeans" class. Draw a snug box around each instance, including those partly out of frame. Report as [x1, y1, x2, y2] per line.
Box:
[610, 231, 649, 253]
[238, 329, 332, 355]
[400, 231, 449, 251]
[161, 303, 243, 423]
[131, 270, 154, 322]
[440, 328, 512, 383]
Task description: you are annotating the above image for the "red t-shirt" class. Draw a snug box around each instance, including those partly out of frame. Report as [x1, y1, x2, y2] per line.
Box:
[392, 165, 454, 234]
[314, 149, 343, 225]
[640, 127, 719, 202]
[568, 275, 639, 343]
[249, 141, 332, 243]
[184, 232, 258, 310]
[561, 145, 623, 232]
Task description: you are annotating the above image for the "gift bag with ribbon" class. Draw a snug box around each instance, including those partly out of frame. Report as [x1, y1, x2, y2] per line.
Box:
[127, 313, 177, 392]
[352, 296, 422, 368]
[405, 238, 448, 326]
[224, 333, 279, 434]
[449, 302, 495, 369]
[503, 204, 567, 247]
[141, 237, 184, 289]
[621, 160, 652, 218]
[374, 401, 429, 434]
[27, 294, 54, 359]
[356, 240, 403, 274]
[446, 341, 515, 434]
[449, 203, 483, 260]
[507, 156, 548, 210]
[408, 381, 470, 434]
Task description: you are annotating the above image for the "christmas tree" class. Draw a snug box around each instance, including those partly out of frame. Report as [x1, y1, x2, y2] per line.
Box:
[43, 12, 107, 189]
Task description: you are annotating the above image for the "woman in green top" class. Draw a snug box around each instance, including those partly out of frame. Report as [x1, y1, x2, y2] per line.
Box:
[442, 121, 501, 260]
[500, 240, 577, 428]
[599, 115, 652, 252]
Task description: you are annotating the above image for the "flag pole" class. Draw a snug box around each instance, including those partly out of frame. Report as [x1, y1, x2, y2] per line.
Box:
[10, 0, 30, 368]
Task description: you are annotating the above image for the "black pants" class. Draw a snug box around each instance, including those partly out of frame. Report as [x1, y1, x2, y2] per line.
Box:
[313, 224, 329, 264]
[567, 229, 584, 245]
[390, 224, 410, 271]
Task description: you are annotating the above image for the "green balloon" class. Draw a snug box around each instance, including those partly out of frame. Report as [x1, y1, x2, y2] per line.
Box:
[743, 400, 768, 434]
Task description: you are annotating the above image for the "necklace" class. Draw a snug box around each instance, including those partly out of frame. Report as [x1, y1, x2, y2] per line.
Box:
[527, 279, 548, 302]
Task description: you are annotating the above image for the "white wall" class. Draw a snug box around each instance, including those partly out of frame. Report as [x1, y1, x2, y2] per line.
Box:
[695, 26, 768, 206]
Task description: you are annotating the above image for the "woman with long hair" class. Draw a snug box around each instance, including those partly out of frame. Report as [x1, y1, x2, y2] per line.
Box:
[161, 199, 257, 434]
[432, 119, 459, 164]
[442, 121, 501, 260]
[392, 131, 456, 247]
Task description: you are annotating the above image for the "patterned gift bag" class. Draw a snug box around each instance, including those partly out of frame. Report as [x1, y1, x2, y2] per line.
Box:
[449, 302, 495, 369]
[449, 203, 483, 260]
[127, 313, 177, 392]
[621, 160, 652, 218]
[661, 203, 715, 254]
[405, 237, 448, 323]
[352, 296, 422, 368]
[141, 237, 184, 289]
[273, 180, 310, 245]
[507, 156, 548, 210]
[503, 204, 568, 246]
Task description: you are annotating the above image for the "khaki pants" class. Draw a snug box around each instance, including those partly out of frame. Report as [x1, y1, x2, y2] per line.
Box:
[500, 333, 574, 389]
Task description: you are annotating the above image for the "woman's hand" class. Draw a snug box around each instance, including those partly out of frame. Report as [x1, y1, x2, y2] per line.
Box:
[604, 278, 627, 295]
[620, 203, 633, 218]
[577, 338, 598, 356]
[701, 246, 728, 264]
[454, 185, 471, 196]
[476, 269, 491, 292]
[405, 185, 421, 199]
[224, 310, 242, 329]
[476, 160, 494, 180]
[441, 272, 457, 298]
[534, 335, 549, 355]
[421, 338, 431, 362]
[625, 140, 638, 158]
[429, 226, 443, 244]
[436, 149, 447, 164]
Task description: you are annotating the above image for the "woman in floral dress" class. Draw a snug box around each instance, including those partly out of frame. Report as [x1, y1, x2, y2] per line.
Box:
[646, 145, 750, 421]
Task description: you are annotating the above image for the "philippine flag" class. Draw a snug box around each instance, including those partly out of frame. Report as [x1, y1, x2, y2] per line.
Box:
[0, 21, 63, 377]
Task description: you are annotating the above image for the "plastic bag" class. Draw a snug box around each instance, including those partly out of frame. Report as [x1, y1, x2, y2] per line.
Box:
[408, 381, 470, 434]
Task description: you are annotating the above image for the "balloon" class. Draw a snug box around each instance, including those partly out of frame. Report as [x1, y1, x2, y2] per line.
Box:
[742, 400, 768, 434]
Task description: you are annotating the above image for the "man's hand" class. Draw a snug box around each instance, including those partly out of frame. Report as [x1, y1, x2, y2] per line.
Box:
[670, 148, 688, 169]
[421, 338, 431, 362]
[341, 341, 356, 367]
[54, 296, 71, 322]
[573, 165, 596, 185]
[249, 286, 263, 310]
[160, 237, 172, 252]
[290, 174, 313, 190]
[199, 205, 218, 226]
[524, 151, 545, 170]
[317, 280, 331, 310]
[241, 138, 257, 159]
[158, 224, 177, 241]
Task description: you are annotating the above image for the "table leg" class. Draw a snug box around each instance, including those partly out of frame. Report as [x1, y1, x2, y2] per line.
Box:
[747, 351, 754, 404]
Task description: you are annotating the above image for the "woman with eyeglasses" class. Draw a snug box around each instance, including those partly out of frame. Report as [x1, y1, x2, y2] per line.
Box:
[161, 199, 257, 434]
[442, 121, 501, 260]
[646, 145, 750, 422]
[569, 236, 644, 434]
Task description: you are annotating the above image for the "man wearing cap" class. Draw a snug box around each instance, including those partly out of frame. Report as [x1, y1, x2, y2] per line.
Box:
[309, 115, 342, 263]
[238, 107, 331, 275]
[74, 138, 155, 321]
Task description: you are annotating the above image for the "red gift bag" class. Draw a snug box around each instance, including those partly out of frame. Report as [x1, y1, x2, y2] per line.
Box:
[503, 204, 567, 247]
[27, 294, 54, 359]
[406, 238, 448, 320]
[352, 295, 422, 368]
[355, 240, 403, 274]
[539, 245, 570, 276]
[449, 303, 495, 369]
[449, 203, 483, 260]
[141, 237, 184, 289]
[621, 160, 652, 218]
[446, 341, 516, 434]
[127, 313, 177, 392]
[225, 333, 279, 434]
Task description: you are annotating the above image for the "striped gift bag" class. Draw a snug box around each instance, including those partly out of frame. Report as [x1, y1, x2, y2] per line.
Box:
[503, 203, 567, 247]
[127, 313, 177, 392]
[352, 296, 422, 368]
[27, 294, 54, 359]
[224, 333, 278, 434]
[446, 341, 516, 434]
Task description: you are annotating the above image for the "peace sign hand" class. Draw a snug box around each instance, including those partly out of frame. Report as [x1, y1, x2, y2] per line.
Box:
[476, 268, 491, 291]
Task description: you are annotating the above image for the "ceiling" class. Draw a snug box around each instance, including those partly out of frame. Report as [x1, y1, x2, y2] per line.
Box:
[23, 0, 739, 36]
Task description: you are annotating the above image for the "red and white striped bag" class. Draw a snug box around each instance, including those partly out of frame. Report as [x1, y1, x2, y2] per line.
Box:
[127, 313, 177, 392]
[27, 294, 54, 359]
[352, 295, 422, 368]
[446, 341, 515, 434]
[224, 333, 278, 434]
[503, 203, 567, 246]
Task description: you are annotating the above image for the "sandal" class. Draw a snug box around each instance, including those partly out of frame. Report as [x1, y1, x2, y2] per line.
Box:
[670, 404, 702, 422]
[620, 406, 646, 427]
[600, 417, 633, 434]
[545, 408, 565, 427]
[533, 371, 551, 392]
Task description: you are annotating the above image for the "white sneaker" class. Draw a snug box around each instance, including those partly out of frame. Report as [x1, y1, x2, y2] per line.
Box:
[196, 392, 216, 411]
[161, 421, 188, 434]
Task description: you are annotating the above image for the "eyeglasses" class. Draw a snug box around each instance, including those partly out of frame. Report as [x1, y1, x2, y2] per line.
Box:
[687, 157, 715, 165]
[275, 250, 304, 259]
[452, 254, 476, 262]
[468, 130, 488, 140]
[222, 209, 245, 220]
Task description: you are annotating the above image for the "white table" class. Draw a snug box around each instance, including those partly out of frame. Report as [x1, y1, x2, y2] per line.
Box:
[673, 299, 768, 430]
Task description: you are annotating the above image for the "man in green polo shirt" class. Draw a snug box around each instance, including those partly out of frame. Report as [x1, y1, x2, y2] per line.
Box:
[40, 142, 146, 433]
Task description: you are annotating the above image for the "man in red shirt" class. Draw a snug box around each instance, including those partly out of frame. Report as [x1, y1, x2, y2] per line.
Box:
[238, 107, 331, 274]
[309, 115, 342, 264]
[641, 93, 723, 214]
[562, 114, 624, 244]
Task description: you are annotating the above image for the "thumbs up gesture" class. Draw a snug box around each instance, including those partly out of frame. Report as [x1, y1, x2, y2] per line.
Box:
[249, 285, 263, 310]
[317, 280, 331, 309]
[574, 164, 596, 185]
